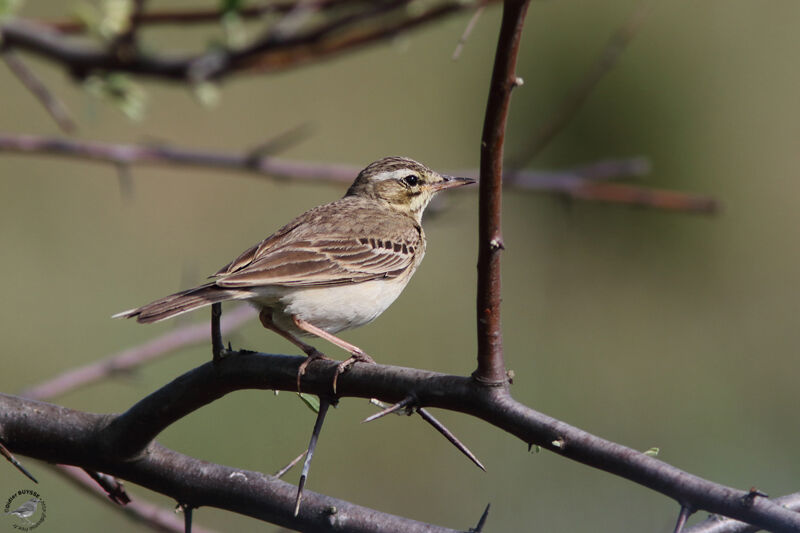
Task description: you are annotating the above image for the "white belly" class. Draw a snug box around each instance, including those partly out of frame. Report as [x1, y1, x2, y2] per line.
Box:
[252, 276, 411, 335]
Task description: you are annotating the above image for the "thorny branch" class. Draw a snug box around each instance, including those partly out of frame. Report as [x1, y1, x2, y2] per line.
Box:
[0, 1, 785, 532]
[2, 354, 800, 532]
[54, 465, 218, 533]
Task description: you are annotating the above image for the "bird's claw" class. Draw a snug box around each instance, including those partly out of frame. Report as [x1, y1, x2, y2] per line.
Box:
[332, 352, 376, 394]
[297, 349, 332, 392]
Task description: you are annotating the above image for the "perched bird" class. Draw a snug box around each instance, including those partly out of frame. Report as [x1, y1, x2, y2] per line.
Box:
[5, 497, 40, 525]
[115, 156, 475, 388]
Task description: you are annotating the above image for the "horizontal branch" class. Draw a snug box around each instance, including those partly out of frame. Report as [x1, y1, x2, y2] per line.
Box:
[0, 392, 459, 533]
[20, 305, 255, 401]
[55, 465, 218, 533]
[38, 1, 403, 34]
[1, 2, 492, 81]
[0, 133, 717, 213]
[685, 492, 800, 533]
[2, 352, 798, 531]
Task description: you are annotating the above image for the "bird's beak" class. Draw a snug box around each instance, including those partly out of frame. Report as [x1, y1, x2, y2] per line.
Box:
[431, 175, 477, 192]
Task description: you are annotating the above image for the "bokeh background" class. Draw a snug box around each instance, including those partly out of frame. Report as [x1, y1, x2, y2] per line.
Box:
[2, 1, 800, 531]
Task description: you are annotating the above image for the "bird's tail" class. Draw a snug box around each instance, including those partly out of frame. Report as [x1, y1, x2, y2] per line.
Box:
[113, 282, 253, 323]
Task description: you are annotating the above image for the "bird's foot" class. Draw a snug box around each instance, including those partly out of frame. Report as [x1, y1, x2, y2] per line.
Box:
[333, 350, 376, 394]
[297, 348, 333, 392]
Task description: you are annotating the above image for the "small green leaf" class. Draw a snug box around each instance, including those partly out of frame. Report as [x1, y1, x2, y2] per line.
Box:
[193, 81, 220, 108]
[221, 10, 247, 49]
[219, 0, 245, 13]
[84, 73, 147, 121]
[298, 393, 320, 413]
[99, 0, 134, 40]
[643, 447, 660, 457]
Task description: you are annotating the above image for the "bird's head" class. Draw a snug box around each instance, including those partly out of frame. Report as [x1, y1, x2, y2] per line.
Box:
[346, 156, 475, 221]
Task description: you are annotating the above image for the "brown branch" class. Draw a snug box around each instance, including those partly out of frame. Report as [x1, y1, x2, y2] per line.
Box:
[39, 1, 356, 34]
[109, 0, 148, 62]
[452, 2, 487, 61]
[3, 354, 800, 531]
[233, 3, 468, 76]
[1, 2, 497, 81]
[19, 304, 254, 401]
[1, 391, 461, 532]
[475, 0, 531, 384]
[1, 50, 76, 132]
[55, 466, 219, 533]
[684, 492, 800, 533]
[0, 133, 717, 213]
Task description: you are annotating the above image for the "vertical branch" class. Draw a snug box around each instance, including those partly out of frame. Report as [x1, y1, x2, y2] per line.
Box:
[474, 0, 531, 384]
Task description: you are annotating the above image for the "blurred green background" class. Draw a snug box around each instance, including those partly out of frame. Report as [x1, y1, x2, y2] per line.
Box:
[2, 1, 800, 531]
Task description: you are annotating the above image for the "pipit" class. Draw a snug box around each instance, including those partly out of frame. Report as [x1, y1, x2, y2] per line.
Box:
[115, 156, 475, 389]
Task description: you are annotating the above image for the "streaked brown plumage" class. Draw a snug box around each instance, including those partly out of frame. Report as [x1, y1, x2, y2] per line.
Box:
[115, 156, 474, 388]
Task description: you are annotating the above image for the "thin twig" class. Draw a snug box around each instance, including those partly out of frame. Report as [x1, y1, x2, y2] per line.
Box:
[274, 450, 307, 479]
[518, 0, 652, 162]
[2, 3, 495, 80]
[1, 50, 76, 132]
[0, 133, 716, 211]
[19, 305, 255, 400]
[452, 3, 487, 61]
[362, 395, 415, 423]
[38, 1, 356, 34]
[417, 408, 486, 472]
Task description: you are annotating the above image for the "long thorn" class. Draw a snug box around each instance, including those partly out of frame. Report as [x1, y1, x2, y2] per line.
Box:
[275, 450, 307, 479]
[673, 504, 693, 533]
[0, 441, 38, 483]
[294, 398, 331, 516]
[362, 396, 414, 423]
[470, 503, 491, 532]
[417, 408, 486, 472]
[211, 303, 223, 361]
[83, 469, 130, 505]
[1, 50, 76, 133]
[183, 504, 193, 533]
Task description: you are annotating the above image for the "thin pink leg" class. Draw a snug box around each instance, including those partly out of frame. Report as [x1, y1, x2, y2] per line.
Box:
[259, 309, 331, 390]
[292, 316, 376, 393]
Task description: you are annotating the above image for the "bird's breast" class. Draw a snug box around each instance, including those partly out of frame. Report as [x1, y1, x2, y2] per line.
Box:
[253, 274, 415, 335]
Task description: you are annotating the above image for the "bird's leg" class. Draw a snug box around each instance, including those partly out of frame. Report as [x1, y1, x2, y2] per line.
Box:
[292, 316, 376, 394]
[259, 309, 332, 390]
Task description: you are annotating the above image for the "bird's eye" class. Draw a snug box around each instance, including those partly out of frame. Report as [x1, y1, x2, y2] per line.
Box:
[402, 175, 419, 187]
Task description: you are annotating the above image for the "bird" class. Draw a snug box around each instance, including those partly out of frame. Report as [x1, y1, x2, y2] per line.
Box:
[114, 156, 475, 390]
[5, 497, 40, 525]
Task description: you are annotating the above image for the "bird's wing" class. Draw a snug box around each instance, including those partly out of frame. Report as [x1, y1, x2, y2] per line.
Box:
[215, 235, 420, 288]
